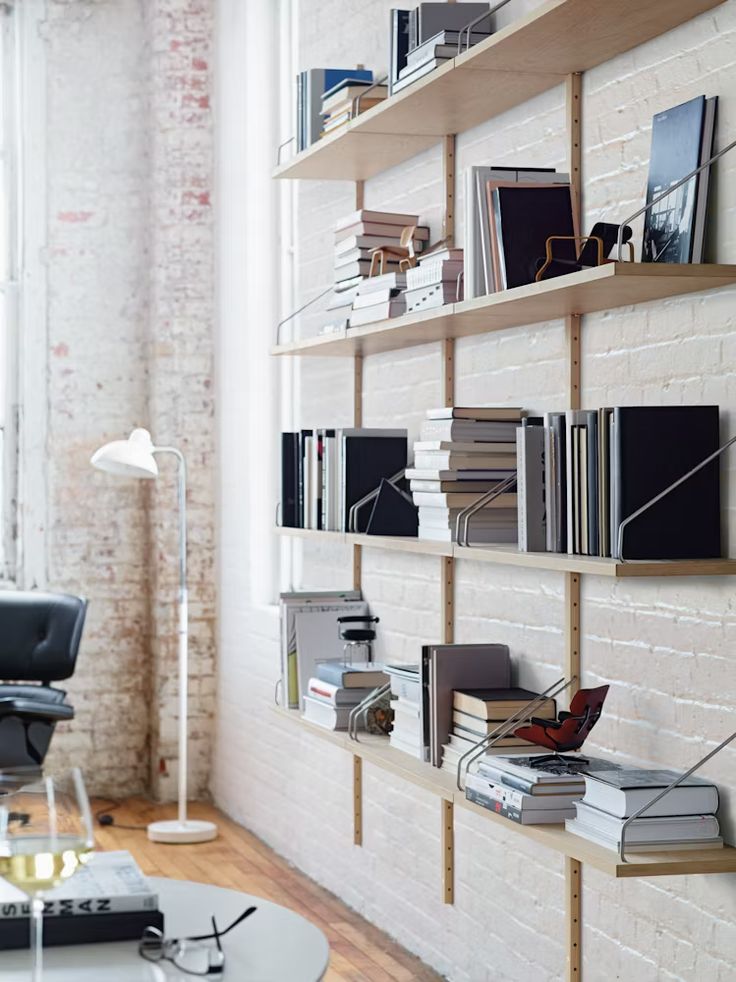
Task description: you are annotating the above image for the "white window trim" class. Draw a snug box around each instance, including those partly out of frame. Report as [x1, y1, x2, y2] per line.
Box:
[13, 0, 48, 588]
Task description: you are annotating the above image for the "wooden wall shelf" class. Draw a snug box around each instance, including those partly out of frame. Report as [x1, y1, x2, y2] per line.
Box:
[275, 527, 736, 578]
[274, 708, 736, 879]
[273, 263, 736, 357]
[274, 0, 724, 183]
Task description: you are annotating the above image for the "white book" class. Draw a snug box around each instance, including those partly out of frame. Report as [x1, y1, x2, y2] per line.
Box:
[419, 525, 517, 544]
[407, 468, 516, 481]
[389, 733, 424, 758]
[420, 419, 520, 442]
[573, 802, 720, 843]
[582, 768, 720, 818]
[0, 851, 158, 918]
[349, 300, 406, 326]
[303, 695, 355, 730]
[565, 818, 723, 853]
[413, 441, 515, 454]
[412, 491, 517, 508]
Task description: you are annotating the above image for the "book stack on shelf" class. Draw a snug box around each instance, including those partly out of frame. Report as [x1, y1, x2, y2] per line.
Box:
[296, 68, 373, 151]
[321, 79, 387, 138]
[466, 755, 618, 826]
[326, 210, 428, 332]
[303, 661, 388, 731]
[405, 247, 464, 312]
[407, 406, 522, 543]
[440, 687, 554, 775]
[464, 166, 570, 299]
[350, 271, 408, 327]
[516, 404, 721, 559]
[566, 767, 723, 853]
[280, 428, 407, 532]
[386, 663, 423, 757]
[0, 851, 162, 949]
[390, 3, 493, 94]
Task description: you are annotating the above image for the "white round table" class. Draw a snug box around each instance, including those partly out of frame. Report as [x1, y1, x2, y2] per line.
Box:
[0, 878, 329, 981]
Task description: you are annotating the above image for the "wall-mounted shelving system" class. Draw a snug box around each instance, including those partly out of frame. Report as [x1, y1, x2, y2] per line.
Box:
[272, 2, 734, 979]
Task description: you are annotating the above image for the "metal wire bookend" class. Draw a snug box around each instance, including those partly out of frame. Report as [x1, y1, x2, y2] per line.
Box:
[275, 285, 335, 346]
[454, 472, 518, 547]
[616, 136, 736, 261]
[353, 75, 389, 117]
[619, 729, 736, 863]
[457, 0, 515, 54]
[347, 469, 408, 533]
[616, 433, 736, 563]
[348, 682, 392, 742]
[455, 676, 576, 791]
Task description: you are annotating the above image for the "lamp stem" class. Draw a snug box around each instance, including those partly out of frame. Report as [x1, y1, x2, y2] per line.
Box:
[175, 450, 188, 826]
[154, 446, 188, 825]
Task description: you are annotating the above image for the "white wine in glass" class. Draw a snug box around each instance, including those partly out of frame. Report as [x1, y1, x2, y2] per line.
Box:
[0, 768, 95, 981]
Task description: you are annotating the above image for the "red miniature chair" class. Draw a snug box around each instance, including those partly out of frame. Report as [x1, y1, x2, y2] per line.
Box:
[514, 684, 609, 768]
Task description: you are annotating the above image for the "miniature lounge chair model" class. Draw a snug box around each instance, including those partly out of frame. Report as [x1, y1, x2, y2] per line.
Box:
[534, 222, 633, 281]
[368, 225, 418, 277]
[514, 684, 610, 768]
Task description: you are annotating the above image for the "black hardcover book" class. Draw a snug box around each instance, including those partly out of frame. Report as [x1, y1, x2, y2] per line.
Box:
[342, 433, 408, 532]
[642, 96, 706, 264]
[612, 405, 721, 560]
[281, 432, 300, 528]
[297, 429, 311, 529]
[490, 183, 576, 289]
[390, 10, 411, 96]
[0, 909, 164, 950]
[550, 412, 567, 552]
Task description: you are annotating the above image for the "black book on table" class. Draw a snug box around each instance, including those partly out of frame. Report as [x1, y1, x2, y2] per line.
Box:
[0, 909, 164, 950]
[281, 432, 300, 528]
[612, 405, 721, 560]
[488, 183, 576, 290]
[642, 96, 710, 264]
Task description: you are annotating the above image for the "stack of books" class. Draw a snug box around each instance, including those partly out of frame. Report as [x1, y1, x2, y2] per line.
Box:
[405, 248, 464, 312]
[407, 406, 522, 543]
[386, 664, 423, 758]
[466, 755, 614, 826]
[391, 4, 493, 94]
[566, 766, 723, 852]
[440, 687, 555, 775]
[296, 68, 373, 151]
[303, 661, 388, 731]
[0, 851, 162, 949]
[517, 404, 721, 560]
[350, 271, 407, 327]
[321, 79, 388, 138]
[326, 210, 428, 332]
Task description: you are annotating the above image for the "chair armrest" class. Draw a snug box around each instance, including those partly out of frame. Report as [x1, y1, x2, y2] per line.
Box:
[0, 698, 74, 722]
[530, 716, 562, 729]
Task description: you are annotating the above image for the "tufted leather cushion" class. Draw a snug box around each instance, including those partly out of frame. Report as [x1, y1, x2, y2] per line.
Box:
[0, 592, 87, 683]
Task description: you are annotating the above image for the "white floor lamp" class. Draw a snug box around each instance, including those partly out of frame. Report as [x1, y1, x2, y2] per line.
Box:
[91, 428, 217, 844]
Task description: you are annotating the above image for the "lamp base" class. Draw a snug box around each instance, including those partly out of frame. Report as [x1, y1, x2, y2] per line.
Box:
[147, 819, 218, 844]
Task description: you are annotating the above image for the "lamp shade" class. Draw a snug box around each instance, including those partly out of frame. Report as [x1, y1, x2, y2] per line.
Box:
[90, 428, 158, 479]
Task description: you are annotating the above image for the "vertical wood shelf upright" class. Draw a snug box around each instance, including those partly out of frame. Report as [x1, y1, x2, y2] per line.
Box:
[273, 5, 736, 978]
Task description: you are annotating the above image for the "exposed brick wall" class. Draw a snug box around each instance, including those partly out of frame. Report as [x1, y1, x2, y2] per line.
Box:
[40, 0, 216, 801]
[214, 1, 736, 980]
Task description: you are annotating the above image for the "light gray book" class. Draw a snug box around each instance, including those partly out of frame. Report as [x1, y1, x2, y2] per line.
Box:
[516, 422, 546, 553]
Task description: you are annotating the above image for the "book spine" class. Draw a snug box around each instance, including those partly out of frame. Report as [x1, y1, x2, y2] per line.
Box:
[466, 787, 524, 823]
[0, 909, 165, 951]
[0, 893, 159, 919]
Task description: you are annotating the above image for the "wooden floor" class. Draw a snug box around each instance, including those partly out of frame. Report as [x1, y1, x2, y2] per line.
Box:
[95, 798, 444, 982]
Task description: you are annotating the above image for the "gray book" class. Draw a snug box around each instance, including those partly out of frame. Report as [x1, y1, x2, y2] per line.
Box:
[409, 3, 493, 50]
[516, 421, 546, 553]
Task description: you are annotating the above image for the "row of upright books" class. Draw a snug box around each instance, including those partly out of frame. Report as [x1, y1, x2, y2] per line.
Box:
[280, 428, 407, 533]
[517, 404, 721, 560]
[408, 406, 521, 543]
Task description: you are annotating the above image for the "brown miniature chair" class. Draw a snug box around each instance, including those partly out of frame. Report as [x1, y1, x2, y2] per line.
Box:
[514, 684, 609, 767]
[368, 224, 418, 277]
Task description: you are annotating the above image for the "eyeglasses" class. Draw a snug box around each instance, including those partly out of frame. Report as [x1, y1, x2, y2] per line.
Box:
[139, 906, 257, 976]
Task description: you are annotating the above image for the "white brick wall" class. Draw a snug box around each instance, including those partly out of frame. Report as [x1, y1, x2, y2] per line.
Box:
[39, 0, 216, 800]
[214, 1, 736, 979]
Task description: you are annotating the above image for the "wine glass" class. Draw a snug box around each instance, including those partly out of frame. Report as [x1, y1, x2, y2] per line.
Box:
[0, 767, 95, 981]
